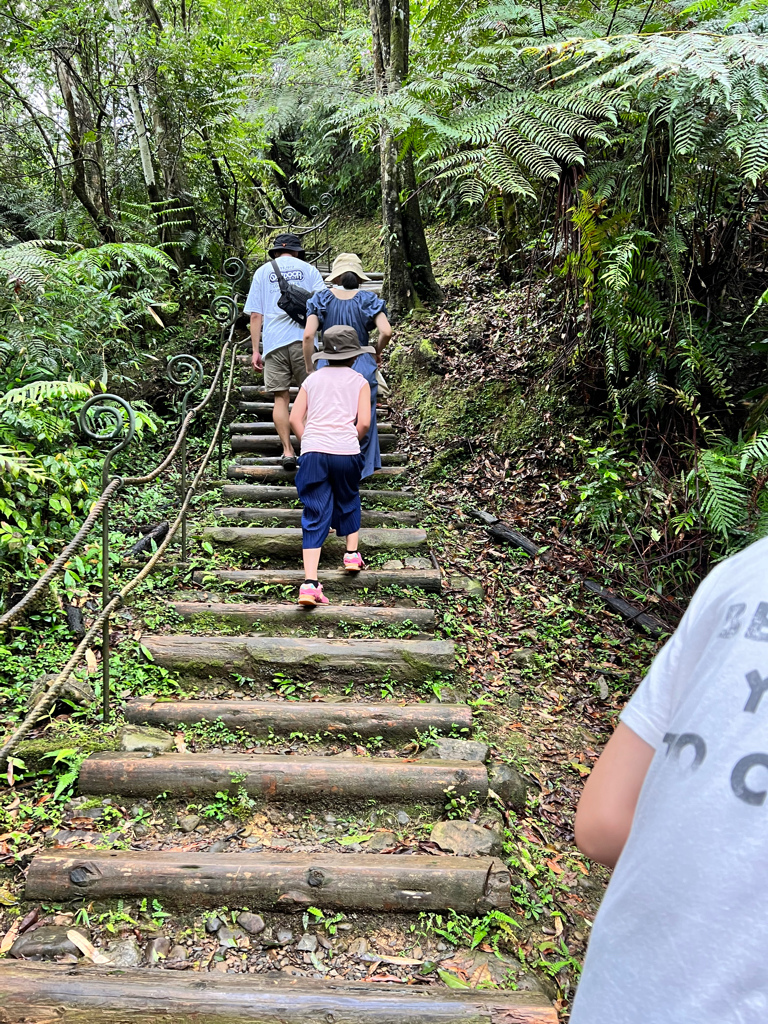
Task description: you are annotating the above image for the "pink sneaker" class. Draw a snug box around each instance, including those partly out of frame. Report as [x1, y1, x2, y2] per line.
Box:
[298, 582, 329, 607]
[343, 551, 364, 573]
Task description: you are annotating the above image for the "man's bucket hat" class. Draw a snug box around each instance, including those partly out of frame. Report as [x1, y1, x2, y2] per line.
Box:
[311, 324, 375, 363]
[269, 233, 306, 258]
[328, 252, 370, 284]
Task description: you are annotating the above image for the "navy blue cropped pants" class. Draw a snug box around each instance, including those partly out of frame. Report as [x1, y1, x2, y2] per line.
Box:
[295, 452, 364, 548]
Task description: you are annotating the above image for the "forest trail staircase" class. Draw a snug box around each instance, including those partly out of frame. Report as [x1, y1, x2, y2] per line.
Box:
[6, 381, 556, 1022]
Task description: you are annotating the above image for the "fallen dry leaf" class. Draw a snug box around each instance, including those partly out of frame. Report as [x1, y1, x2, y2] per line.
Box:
[0, 921, 20, 954]
[85, 648, 98, 674]
[67, 930, 110, 964]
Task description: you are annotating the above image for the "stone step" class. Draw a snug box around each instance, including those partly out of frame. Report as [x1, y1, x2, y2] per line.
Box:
[192, 568, 441, 593]
[216, 506, 421, 527]
[172, 600, 434, 632]
[0, 965, 556, 1023]
[78, 752, 485, 802]
[200, 527, 427, 556]
[233, 453, 406, 467]
[230, 421, 394, 434]
[220, 485, 417, 507]
[126, 696, 469, 737]
[140, 635, 454, 682]
[227, 465, 406, 482]
[26, 849, 507, 914]
[172, 601, 436, 632]
[230, 434, 398, 454]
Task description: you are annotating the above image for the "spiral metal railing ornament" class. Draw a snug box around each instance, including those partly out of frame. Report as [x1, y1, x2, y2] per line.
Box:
[78, 394, 137, 724]
[223, 256, 248, 291]
[167, 355, 204, 563]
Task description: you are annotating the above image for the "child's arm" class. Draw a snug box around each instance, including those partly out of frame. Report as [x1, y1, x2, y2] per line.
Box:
[289, 387, 308, 441]
[574, 722, 655, 868]
[356, 383, 371, 439]
[303, 315, 319, 374]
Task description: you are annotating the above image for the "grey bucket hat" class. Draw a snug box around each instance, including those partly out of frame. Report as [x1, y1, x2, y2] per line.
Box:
[312, 325, 375, 363]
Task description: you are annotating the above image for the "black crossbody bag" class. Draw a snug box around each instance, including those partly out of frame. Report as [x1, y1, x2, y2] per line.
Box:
[270, 258, 313, 327]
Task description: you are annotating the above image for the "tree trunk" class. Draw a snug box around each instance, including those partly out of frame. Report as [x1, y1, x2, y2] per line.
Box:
[369, 0, 441, 316]
[55, 58, 116, 242]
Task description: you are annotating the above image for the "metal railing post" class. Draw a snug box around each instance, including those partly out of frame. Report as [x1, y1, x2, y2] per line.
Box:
[167, 355, 204, 563]
[78, 394, 136, 724]
[210, 286, 242, 480]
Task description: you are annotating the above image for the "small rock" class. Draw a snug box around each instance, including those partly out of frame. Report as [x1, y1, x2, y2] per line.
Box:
[133, 823, 150, 838]
[364, 831, 397, 852]
[205, 915, 222, 934]
[212, 960, 230, 973]
[206, 839, 226, 853]
[403, 556, 432, 569]
[448, 575, 484, 599]
[54, 829, 93, 845]
[488, 764, 528, 812]
[104, 935, 142, 967]
[10, 926, 88, 960]
[382, 559, 404, 570]
[118, 724, 174, 753]
[422, 737, 489, 763]
[237, 912, 265, 936]
[145, 936, 171, 963]
[347, 937, 368, 956]
[317, 934, 332, 950]
[169, 944, 188, 961]
[337, 923, 353, 932]
[217, 927, 241, 949]
[436, 941, 448, 952]
[396, 811, 410, 826]
[276, 927, 293, 945]
[597, 676, 611, 701]
[324, 814, 337, 823]
[510, 648, 535, 667]
[178, 814, 201, 834]
[297, 933, 318, 953]
[431, 820, 502, 857]
[195, 824, 209, 834]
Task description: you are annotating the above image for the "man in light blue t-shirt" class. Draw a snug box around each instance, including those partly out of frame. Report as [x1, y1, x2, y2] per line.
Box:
[244, 234, 324, 470]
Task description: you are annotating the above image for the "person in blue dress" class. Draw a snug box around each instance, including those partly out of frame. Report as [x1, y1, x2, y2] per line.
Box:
[302, 253, 392, 481]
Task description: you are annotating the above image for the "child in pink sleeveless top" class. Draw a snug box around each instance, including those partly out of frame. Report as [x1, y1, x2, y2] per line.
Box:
[289, 325, 372, 606]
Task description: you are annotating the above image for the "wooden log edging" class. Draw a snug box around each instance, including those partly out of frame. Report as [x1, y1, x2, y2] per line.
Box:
[125, 697, 470, 738]
[78, 752, 488, 801]
[470, 510, 539, 558]
[220, 485, 418, 508]
[140, 635, 454, 681]
[171, 601, 436, 631]
[227, 465, 406, 482]
[582, 579, 668, 638]
[231, 435, 398, 454]
[0, 963, 558, 1023]
[190, 568, 442, 593]
[26, 850, 509, 913]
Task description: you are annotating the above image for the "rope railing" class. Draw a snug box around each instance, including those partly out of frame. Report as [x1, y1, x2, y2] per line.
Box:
[0, 342, 240, 768]
[0, 257, 249, 756]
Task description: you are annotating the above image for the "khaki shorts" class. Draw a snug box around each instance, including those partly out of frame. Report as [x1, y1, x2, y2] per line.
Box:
[264, 341, 308, 393]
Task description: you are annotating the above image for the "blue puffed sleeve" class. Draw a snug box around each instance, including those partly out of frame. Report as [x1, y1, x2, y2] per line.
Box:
[359, 290, 387, 331]
[306, 288, 332, 327]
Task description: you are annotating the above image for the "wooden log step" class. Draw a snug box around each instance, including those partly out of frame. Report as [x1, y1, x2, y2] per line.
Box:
[241, 386, 299, 399]
[0, 963, 557, 1023]
[230, 421, 394, 434]
[238, 400, 290, 416]
[172, 601, 436, 632]
[216, 506, 421, 527]
[220, 485, 417, 507]
[201, 527, 427, 556]
[231, 434, 398, 454]
[26, 849, 508, 913]
[140, 635, 454, 681]
[227, 465, 406, 482]
[234, 453, 406, 467]
[126, 696, 469, 737]
[192, 568, 441, 593]
[78, 752, 486, 801]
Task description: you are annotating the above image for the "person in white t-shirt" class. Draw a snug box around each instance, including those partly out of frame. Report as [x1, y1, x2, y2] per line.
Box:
[244, 233, 324, 470]
[571, 535, 768, 1023]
